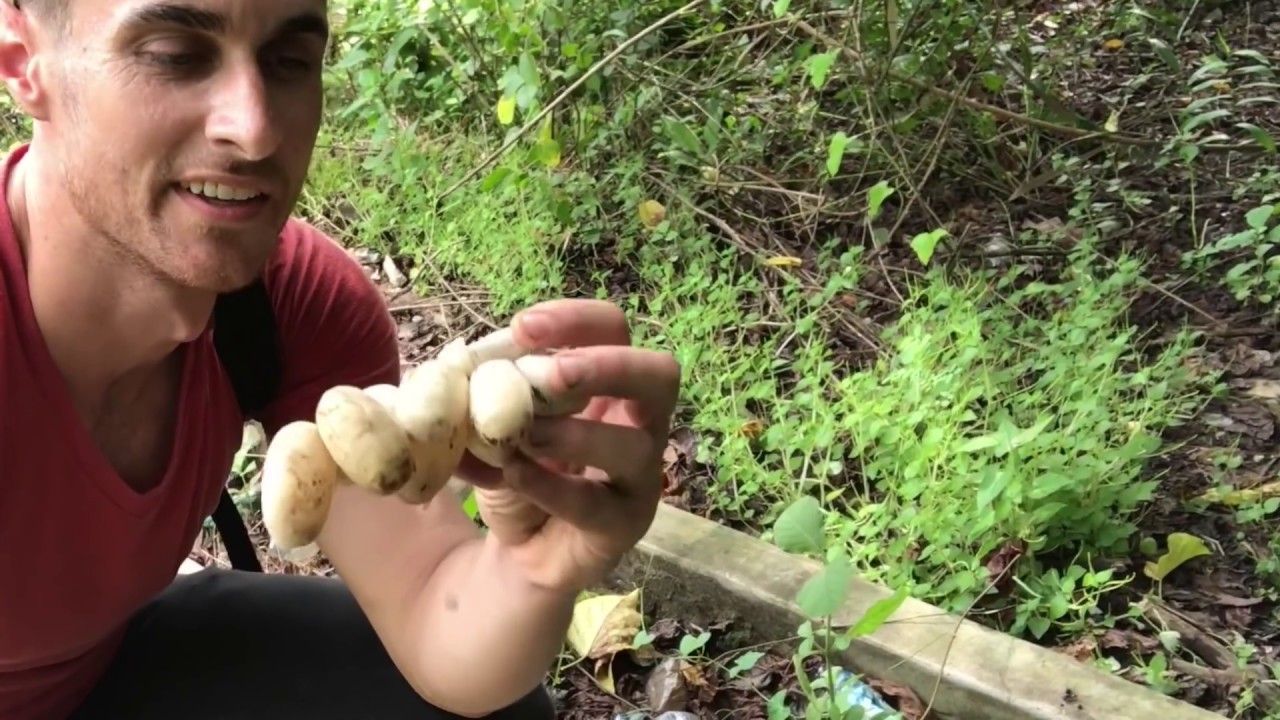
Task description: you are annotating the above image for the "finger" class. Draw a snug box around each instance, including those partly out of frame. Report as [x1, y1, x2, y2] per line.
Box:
[521, 415, 659, 495]
[453, 451, 505, 489]
[511, 299, 632, 350]
[538, 347, 682, 433]
[503, 457, 620, 530]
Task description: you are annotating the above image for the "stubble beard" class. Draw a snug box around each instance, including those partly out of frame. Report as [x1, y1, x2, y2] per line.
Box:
[58, 150, 280, 295]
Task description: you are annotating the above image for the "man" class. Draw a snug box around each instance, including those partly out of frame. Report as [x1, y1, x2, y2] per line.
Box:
[0, 0, 681, 718]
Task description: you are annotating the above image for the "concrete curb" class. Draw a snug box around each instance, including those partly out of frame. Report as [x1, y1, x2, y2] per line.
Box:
[608, 503, 1223, 720]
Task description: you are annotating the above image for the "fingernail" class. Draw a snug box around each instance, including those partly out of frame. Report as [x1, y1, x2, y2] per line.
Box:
[558, 355, 588, 388]
[518, 311, 552, 343]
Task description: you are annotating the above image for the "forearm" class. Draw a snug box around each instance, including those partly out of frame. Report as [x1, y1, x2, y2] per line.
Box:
[404, 533, 575, 716]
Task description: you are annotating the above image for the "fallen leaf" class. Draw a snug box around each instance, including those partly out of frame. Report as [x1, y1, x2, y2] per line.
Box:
[1202, 407, 1274, 440]
[1222, 345, 1275, 375]
[1216, 593, 1263, 608]
[867, 677, 926, 719]
[645, 657, 691, 713]
[1058, 636, 1098, 662]
[566, 589, 648, 691]
[1238, 378, 1280, 400]
[1194, 480, 1280, 506]
[1103, 38, 1125, 50]
[1100, 628, 1160, 653]
[984, 542, 1024, 584]
[1144, 532, 1213, 581]
[763, 255, 803, 268]
[1105, 109, 1120, 133]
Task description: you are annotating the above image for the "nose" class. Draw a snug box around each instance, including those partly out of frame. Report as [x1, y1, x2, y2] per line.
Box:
[205, 59, 282, 161]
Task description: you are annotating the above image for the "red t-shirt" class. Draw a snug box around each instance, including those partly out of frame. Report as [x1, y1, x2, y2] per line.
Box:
[0, 144, 402, 719]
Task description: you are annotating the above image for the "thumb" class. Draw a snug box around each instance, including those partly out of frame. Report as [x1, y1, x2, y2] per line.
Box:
[502, 455, 610, 529]
[474, 480, 547, 545]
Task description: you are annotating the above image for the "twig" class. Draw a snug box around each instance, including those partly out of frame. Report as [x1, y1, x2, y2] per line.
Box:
[792, 20, 1262, 153]
[650, 174, 884, 352]
[435, 0, 707, 202]
[1139, 595, 1279, 711]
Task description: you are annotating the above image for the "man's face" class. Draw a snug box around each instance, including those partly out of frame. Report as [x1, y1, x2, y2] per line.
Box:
[28, 0, 329, 292]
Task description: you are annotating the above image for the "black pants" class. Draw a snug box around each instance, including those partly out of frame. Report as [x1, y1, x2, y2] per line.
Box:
[68, 567, 556, 719]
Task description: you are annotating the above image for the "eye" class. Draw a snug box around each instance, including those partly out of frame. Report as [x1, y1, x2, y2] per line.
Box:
[263, 43, 321, 77]
[145, 51, 205, 70]
[137, 37, 214, 75]
[273, 55, 313, 73]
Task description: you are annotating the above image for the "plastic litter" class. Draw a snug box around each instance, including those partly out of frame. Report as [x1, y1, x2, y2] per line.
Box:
[808, 664, 902, 719]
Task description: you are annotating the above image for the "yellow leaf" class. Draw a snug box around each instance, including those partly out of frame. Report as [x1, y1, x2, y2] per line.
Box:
[1105, 109, 1120, 133]
[1195, 480, 1280, 506]
[496, 96, 516, 126]
[764, 256, 803, 267]
[1241, 379, 1280, 400]
[739, 419, 766, 438]
[534, 137, 561, 169]
[565, 588, 644, 660]
[1103, 38, 1124, 50]
[593, 657, 618, 693]
[638, 200, 666, 228]
[1143, 532, 1212, 581]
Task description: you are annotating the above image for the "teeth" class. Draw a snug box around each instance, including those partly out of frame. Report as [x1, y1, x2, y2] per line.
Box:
[183, 182, 262, 202]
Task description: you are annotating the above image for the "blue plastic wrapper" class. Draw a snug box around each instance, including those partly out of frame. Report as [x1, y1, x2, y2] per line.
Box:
[811, 664, 902, 719]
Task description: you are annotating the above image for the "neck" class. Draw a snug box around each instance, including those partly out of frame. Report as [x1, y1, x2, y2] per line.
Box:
[9, 144, 214, 407]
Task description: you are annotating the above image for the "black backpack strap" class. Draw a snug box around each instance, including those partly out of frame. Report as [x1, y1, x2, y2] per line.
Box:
[210, 279, 283, 573]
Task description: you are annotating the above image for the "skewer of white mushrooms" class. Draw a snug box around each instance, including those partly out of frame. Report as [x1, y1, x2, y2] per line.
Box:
[257, 326, 589, 560]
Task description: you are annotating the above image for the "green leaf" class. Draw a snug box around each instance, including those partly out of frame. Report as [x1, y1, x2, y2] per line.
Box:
[1148, 39, 1181, 72]
[847, 587, 908, 637]
[1143, 532, 1212, 581]
[1245, 204, 1275, 231]
[1236, 122, 1276, 153]
[806, 50, 838, 90]
[728, 650, 766, 677]
[956, 433, 998, 453]
[663, 118, 704, 157]
[534, 137, 561, 168]
[480, 166, 518, 192]
[462, 489, 479, 521]
[773, 496, 826, 555]
[796, 552, 854, 618]
[1181, 108, 1232, 134]
[767, 691, 790, 720]
[909, 228, 946, 265]
[826, 131, 850, 177]
[772, 0, 792, 17]
[866, 181, 894, 221]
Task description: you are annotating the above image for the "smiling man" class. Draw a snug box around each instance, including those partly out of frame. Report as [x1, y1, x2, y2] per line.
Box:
[0, 1, 681, 719]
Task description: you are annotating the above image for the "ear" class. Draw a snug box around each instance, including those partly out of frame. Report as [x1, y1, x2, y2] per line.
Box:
[0, 6, 51, 122]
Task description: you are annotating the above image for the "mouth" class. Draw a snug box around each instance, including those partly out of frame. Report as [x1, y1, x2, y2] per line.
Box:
[175, 180, 272, 224]
[180, 181, 267, 204]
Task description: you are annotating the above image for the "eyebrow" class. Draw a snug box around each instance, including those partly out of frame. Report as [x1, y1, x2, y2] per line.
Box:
[120, 3, 330, 44]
